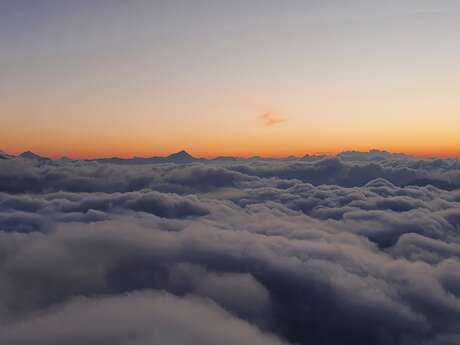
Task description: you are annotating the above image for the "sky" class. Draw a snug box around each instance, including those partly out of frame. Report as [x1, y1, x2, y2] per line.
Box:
[1, 0, 460, 159]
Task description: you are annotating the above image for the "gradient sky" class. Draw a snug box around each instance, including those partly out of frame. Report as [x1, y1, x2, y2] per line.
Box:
[2, 0, 460, 158]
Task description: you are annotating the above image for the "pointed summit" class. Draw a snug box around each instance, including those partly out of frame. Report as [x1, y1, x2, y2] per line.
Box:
[19, 151, 50, 161]
[166, 150, 196, 163]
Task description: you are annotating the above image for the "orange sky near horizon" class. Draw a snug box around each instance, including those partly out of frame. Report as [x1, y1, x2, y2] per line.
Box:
[3, 131, 460, 160]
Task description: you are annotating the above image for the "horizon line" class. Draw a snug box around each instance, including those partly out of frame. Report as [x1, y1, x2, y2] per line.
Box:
[3, 148, 460, 161]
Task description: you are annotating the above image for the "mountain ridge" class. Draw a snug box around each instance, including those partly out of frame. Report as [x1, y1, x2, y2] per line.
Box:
[0, 149, 438, 164]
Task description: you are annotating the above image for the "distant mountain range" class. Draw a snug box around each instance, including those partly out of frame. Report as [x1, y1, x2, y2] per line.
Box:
[0, 149, 416, 164]
[90, 150, 200, 164]
[338, 149, 408, 161]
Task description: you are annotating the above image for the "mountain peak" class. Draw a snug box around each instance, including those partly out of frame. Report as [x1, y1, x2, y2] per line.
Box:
[169, 150, 190, 156]
[166, 150, 196, 162]
[19, 151, 49, 160]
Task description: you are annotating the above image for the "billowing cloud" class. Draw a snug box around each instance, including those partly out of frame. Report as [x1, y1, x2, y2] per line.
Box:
[0, 291, 286, 345]
[0, 152, 460, 344]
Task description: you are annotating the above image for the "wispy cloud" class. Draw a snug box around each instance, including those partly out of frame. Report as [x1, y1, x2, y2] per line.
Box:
[258, 112, 287, 127]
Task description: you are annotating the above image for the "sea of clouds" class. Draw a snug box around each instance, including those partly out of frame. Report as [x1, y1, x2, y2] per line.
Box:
[0, 151, 460, 345]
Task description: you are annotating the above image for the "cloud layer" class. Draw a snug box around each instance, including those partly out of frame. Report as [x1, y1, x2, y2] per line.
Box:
[0, 153, 460, 344]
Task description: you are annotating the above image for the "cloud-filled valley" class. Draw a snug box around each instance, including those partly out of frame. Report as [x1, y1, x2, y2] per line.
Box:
[0, 151, 460, 344]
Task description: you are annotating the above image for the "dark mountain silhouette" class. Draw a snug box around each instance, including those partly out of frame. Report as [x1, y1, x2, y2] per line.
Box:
[9, 149, 419, 165]
[338, 149, 408, 161]
[19, 151, 50, 161]
[166, 150, 195, 163]
[93, 150, 199, 165]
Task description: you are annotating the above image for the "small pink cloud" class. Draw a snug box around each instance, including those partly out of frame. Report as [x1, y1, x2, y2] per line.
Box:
[258, 112, 287, 127]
